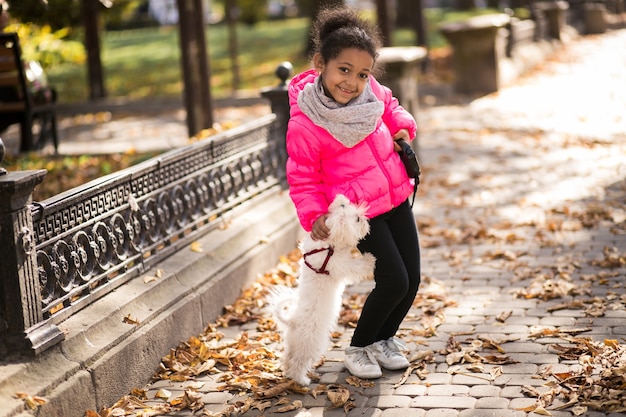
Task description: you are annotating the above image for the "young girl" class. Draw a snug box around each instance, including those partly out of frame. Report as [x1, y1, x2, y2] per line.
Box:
[285, 6, 421, 379]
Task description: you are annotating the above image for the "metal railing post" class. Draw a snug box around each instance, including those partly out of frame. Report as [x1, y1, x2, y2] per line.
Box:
[261, 62, 292, 145]
[0, 138, 64, 355]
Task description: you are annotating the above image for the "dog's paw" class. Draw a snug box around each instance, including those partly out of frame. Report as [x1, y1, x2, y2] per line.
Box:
[285, 368, 311, 386]
[362, 252, 376, 270]
[292, 374, 311, 387]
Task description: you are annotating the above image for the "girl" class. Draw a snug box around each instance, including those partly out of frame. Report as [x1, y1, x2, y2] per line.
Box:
[285, 6, 421, 379]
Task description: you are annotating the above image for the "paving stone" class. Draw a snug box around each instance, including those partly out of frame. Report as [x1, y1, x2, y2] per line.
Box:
[459, 410, 525, 417]
[200, 391, 234, 404]
[424, 409, 460, 417]
[538, 316, 578, 326]
[499, 363, 538, 374]
[474, 396, 510, 409]
[394, 384, 428, 396]
[493, 374, 548, 386]
[456, 315, 489, 325]
[473, 324, 530, 334]
[436, 324, 481, 334]
[468, 385, 501, 397]
[411, 395, 476, 409]
[301, 393, 330, 408]
[367, 395, 412, 408]
[377, 382, 402, 396]
[346, 408, 383, 417]
[450, 374, 492, 386]
[381, 408, 426, 417]
[426, 384, 470, 396]
[508, 397, 539, 410]
[489, 316, 540, 326]
[422, 372, 453, 385]
[507, 353, 560, 364]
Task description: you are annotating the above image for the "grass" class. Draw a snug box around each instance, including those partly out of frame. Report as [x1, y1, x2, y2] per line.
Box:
[48, 18, 311, 102]
[47, 9, 501, 103]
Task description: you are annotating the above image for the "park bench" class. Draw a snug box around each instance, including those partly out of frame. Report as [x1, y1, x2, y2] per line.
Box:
[0, 32, 59, 153]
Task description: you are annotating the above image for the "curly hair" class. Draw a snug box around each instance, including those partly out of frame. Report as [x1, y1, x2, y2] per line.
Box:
[310, 6, 382, 64]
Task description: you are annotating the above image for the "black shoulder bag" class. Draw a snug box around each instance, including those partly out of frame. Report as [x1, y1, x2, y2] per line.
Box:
[396, 139, 421, 207]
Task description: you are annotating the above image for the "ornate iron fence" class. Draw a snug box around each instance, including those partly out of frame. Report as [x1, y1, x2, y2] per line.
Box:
[0, 103, 289, 354]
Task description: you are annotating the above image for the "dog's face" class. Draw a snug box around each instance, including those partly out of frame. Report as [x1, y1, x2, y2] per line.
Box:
[325, 194, 370, 248]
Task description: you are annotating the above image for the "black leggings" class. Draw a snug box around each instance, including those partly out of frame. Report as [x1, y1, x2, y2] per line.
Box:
[351, 200, 421, 347]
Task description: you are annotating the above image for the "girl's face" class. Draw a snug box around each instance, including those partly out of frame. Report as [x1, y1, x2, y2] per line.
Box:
[314, 48, 374, 105]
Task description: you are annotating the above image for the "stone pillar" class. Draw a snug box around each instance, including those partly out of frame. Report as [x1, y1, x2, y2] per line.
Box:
[375, 46, 427, 157]
[375, 46, 428, 119]
[440, 14, 510, 95]
[584, 3, 607, 34]
[0, 138, 64, 355]
[535, 1, 569, 40]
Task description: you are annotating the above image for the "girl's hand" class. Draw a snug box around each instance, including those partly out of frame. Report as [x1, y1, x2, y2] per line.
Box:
[393, 129, 410, 151]
[311, 214, 330, 241]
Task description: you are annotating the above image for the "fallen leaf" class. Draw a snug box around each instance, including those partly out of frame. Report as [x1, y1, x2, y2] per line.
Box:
[155, 388, 171, 400]
[275, 399, 302, 412]
[533, 405, 552, 415]
[190, 241, 203, 253]
[123, 314, 140, 325]
[489, 366, 503, 380]
[327, 384, 350, 408]
[14, 392, 47, 410]
[495, 310, 513, 323]
[345, 375, 375, 388]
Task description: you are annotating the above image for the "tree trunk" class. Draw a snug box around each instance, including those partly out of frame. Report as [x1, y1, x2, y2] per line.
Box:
[176, 0, 214, 138]
[376, 0, 393, 46]
[456, 0, 476, 10]
[305, 0, 344, 57]
[81, 0, 106, 100]
[225, 0, 240, 91]
[396, 0, 413, 28]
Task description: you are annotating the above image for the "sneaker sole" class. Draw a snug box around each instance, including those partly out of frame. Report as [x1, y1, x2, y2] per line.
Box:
[344, 363, 382, 379]
[379, 361, 410, 371]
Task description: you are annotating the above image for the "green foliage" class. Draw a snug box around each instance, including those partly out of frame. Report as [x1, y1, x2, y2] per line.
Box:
[46, 18, 311, 102]
[6, 0, 82, 31]
[3, 151, 159, 201]
[237, 0, 269, 25]
[103, 0, 159, 30]
[2, 23, 86, 69]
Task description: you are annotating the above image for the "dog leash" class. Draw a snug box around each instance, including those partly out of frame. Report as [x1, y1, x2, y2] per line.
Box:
[303, 246, 334, 275]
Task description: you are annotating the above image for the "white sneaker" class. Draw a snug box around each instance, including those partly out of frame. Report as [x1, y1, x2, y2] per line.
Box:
[344, 346, 382, 379]
[370, 337, 410, 370]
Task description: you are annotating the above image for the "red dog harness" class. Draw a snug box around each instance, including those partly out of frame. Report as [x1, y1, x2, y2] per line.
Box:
[303, 246, 334, 275]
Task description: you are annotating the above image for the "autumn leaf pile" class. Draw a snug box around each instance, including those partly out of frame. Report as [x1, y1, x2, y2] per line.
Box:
[518, 336, 626, 415]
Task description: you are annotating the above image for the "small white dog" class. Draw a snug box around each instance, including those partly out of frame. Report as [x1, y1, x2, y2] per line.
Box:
[269, 194, 376, 386]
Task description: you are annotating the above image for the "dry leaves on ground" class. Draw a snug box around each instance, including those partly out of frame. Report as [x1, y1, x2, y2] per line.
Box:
[521, 336, 626, 415]
[438, 335, 519, 383]
[86, 248, 455, 416]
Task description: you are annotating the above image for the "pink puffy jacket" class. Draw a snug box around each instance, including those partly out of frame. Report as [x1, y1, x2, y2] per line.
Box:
[286, 69, 418, 231]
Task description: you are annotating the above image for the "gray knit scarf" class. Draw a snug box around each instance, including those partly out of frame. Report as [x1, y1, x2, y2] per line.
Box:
[298, 76, 384, 148]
